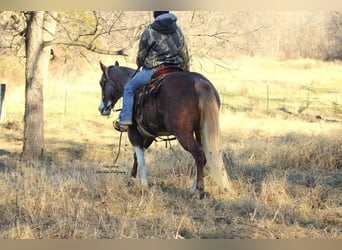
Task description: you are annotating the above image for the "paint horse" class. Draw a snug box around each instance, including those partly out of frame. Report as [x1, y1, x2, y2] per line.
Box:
[98, 61, 231, 198]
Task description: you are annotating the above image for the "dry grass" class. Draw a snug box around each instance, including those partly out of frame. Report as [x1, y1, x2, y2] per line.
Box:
[0, 56, 341, 239]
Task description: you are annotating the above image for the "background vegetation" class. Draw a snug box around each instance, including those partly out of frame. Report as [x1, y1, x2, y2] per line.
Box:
[0, 11, 341, 239]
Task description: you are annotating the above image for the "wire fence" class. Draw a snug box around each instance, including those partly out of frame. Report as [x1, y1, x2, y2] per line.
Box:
[219, 80, 341, 119]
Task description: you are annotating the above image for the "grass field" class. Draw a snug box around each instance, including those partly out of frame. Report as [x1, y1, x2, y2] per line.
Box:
[0, 56, 341, 238]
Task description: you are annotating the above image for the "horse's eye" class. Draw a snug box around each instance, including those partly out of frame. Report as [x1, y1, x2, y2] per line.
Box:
[100, 77, 106, 87]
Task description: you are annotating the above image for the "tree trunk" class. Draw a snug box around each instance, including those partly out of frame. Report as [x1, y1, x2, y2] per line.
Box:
[22, 11, 56, 159]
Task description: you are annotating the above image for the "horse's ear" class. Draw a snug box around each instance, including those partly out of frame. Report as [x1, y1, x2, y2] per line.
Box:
[115, 61, 119, 66]
[99, 61, 106, 73]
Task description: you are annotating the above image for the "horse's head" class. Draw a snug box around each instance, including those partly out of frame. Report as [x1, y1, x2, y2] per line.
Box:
[98, 61, 121, 116]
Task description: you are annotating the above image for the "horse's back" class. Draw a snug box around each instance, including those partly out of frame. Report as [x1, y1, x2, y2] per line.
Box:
[163, 71, 209, 83]
[161, 71, 220, 106]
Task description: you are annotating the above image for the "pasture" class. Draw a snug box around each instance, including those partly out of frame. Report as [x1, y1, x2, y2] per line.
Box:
[0, 56, 341, 238]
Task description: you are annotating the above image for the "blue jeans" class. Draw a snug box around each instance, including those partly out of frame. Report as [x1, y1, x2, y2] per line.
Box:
[119, 67, 157, 123]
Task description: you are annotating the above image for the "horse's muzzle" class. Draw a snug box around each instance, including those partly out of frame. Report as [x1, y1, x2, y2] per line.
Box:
[98, 100, 113, 116]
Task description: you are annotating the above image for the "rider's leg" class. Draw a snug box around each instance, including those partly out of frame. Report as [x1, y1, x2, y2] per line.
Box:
[117, 67, 157, 128]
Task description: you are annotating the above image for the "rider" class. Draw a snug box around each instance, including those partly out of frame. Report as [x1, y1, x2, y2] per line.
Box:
[114, 11, 190, 132]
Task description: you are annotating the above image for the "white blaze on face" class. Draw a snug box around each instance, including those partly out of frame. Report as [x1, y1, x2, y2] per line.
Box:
[98, 99, 105, 112]
[98, 99, 112, 116]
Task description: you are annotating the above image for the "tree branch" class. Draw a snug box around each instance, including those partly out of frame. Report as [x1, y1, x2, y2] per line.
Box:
[44, 40, 129, 56]
[189, 25, 266, 41]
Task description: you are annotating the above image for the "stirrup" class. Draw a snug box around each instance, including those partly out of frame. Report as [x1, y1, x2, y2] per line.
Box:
[113, 120, 129, 132]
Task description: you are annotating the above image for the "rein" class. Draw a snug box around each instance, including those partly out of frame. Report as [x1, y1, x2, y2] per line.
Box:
[113, 131, 123, 165]
[131, 66, 140, 78]
[113, 133, 179, 166]
[154, 135, 177, 143]
[111, 66, 139, 165]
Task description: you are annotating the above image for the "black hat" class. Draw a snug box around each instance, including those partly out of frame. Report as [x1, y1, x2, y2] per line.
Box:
[153, 11, 169, 19]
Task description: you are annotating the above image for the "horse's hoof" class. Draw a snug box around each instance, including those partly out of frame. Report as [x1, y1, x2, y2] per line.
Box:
[141, 179, 149, 188]
[199, 191, 209, 199]
[127, 178, 136, 187]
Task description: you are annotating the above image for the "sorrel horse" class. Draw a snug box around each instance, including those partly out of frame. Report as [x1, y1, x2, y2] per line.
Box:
[98, 61, 232, 198]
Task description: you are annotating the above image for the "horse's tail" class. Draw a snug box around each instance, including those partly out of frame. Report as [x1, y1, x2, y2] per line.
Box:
[195, 81, 233, 194]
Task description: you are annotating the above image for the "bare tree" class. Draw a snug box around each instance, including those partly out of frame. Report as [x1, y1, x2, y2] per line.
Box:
[22, 11, 56, 159]
[326, 11, 342, 60]
[0, 11, 146, 160]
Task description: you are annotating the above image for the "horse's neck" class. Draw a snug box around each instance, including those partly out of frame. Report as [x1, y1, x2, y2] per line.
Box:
[111, 67, 135, 91]
[125, 68, 136, 83]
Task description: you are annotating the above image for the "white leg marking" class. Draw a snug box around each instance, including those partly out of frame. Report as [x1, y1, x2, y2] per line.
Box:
[190, 167, 197, 194]
[134, 146, 148, 187]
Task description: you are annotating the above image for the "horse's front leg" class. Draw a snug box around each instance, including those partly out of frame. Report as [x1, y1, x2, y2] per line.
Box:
[127, 153, 139, 186]
[131, 153, 138, 178]
[133, 146, 148, 187]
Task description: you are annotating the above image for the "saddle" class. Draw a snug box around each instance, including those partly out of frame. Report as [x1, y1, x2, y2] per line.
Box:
[136, 65, 183, 103]
[153, 64, 183, 79]
[134, 65, 183, 137]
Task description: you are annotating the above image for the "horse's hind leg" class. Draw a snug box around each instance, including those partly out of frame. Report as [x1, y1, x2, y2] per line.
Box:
[176, 134, 206, 198]
[190, 129, 202, 194]
[190, 167, 197, 194]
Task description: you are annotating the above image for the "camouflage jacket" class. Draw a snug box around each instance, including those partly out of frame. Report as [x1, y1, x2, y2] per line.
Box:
[136, 13, 190, 71]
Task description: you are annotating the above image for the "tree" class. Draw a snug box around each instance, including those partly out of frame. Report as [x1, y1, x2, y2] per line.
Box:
[326, 11, 342, 60]
[22, 11, 57, 159]
[0, 11, 146, 160]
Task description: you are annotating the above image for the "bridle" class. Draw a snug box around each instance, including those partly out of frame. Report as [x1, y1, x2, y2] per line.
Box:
[100, 65, 140, 115]
[100, 66, 116, 114]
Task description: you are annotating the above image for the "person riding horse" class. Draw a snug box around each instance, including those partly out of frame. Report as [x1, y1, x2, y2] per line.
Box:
[114, 11, 190, 132]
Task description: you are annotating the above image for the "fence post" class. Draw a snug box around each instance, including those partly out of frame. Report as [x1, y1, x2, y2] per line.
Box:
[0, 83, 6, 122]
[266, 82, 269, 112]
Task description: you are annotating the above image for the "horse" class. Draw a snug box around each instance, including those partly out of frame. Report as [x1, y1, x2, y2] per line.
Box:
[98, 61, 232, 199]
